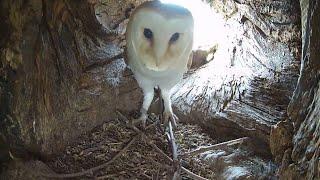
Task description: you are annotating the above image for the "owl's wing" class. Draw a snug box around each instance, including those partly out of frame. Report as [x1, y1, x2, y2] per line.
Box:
[187, 51, 193, 69]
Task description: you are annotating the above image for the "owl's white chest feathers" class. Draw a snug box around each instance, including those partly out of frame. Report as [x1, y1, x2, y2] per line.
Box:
[129, 54, 188, 91]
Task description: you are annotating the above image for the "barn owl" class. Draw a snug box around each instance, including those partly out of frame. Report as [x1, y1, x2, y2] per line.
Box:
[125, 0, 194, 127]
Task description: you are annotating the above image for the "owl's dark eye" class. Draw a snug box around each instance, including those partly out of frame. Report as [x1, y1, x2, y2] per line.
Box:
[143, 28, 153, 39]
[170, 33, 180, 43]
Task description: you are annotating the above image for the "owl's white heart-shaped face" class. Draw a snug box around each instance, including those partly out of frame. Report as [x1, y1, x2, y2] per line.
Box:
[126, 1, 194, 72]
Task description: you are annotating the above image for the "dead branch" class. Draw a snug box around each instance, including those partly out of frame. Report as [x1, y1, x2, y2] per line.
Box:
[149, 135, 209, 180]
[116, 111, 209, 180]
[148, 139, 209, 180]
[168, 121, 178, 162]
[37, 134, 139, 178]
[181, 167, 209, 180]
[141, 172, 153, 179]
[167, 121, 180, 180]
[182, 137, 250, 157]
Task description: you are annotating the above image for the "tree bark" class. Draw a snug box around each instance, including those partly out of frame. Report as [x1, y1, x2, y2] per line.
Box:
[0, 0, 304, 164]
[170, 0, 301, 153]
[276, 0, 320, 179]
[0, 0, 142, 157]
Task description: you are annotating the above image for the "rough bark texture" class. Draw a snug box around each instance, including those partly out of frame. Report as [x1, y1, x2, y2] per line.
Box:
[273, 0, 320, 179]
[0, 0, 143, 157]
[1, 1, 312, 179]
[0, 0, 302, 158]
[171, 0, 301, 151]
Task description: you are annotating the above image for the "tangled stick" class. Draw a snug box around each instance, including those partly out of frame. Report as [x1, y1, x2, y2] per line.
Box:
[166, 121, 180, 179]
[39, 111, 246, 179]
[116, 112, 209, 180]
[181, 137, 250, 158]
[36, 134, 139, 178]
[145, 130, 209, 180]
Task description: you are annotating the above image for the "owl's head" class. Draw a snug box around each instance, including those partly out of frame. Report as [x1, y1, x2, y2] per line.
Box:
[126, 1, 194, 71]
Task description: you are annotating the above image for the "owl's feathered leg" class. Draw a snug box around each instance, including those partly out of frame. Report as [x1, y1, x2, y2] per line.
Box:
[161, 89, 178, 128]
[133, 87, 154, 127]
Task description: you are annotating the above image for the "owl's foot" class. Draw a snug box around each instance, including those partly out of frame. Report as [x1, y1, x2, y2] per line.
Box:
[162, 111, 178, 129]
[131, 114, 147, 128]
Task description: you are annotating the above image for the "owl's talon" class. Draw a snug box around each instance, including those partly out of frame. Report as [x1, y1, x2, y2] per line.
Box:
[131, 115, 147, 129]
[162, 112, 179, 129]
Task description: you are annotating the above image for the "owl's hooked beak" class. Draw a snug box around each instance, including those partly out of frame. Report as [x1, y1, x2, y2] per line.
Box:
[153, 42, 168, 68]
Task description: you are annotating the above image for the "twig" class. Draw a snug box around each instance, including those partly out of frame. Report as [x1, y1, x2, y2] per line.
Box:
[168, 121, 178, 161]
[181, 167, 208, 180]
[81, 140, 121, 154]
[153, 169, 160, 180]
[117, 111, 209, 180]
[149, 142, 172, 163]
[147, 157, 171, 170]
[167, 121, 180, 180]
[141, 172, 153, 179]
[130, 124, 208, 180]
[96, 171, 126, 179]
[38, 135, 139, 178]
[149, 139, 209, 180]
[182, 137, 250, 157]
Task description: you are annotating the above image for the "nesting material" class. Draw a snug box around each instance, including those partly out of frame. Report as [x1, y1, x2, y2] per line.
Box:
[45, 113, 276, 179]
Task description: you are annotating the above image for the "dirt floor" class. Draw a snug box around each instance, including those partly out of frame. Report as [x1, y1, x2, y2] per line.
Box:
[45, 113, 277, 179]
